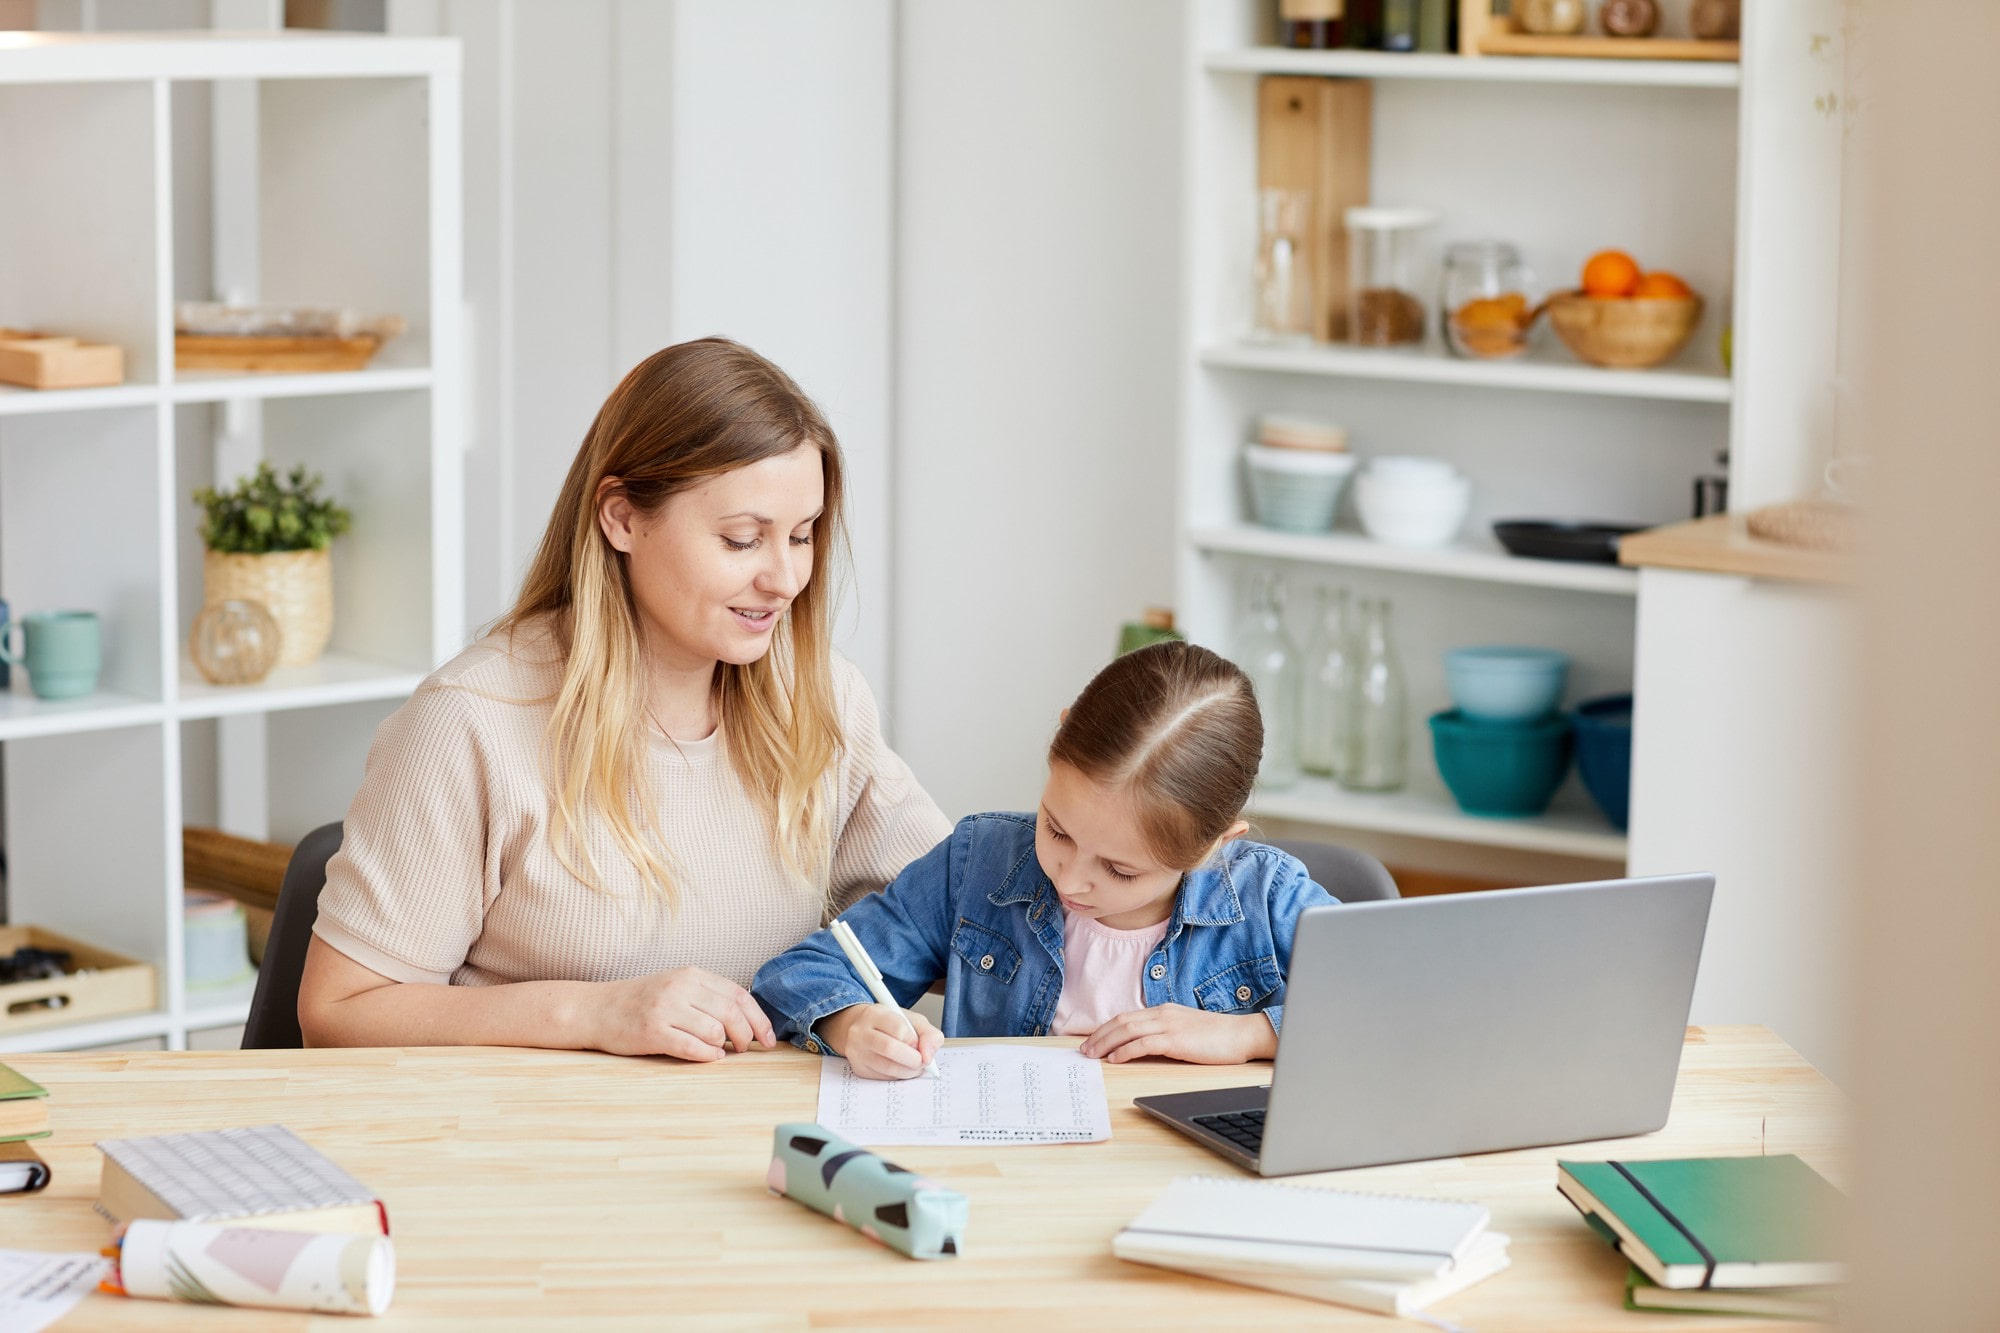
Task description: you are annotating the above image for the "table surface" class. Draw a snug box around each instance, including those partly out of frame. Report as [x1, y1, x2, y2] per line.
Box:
[0, 1026, 1843, 1330]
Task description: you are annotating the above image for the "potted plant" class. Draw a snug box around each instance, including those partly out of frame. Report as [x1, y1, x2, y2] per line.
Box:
[193, 462, 351, 669]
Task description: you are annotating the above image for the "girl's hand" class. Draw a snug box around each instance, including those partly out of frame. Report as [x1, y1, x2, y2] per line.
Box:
[817, 1003, 943, 1080]
[1079, 1004, 1279, 1065]
[592, 966, 777, 1061]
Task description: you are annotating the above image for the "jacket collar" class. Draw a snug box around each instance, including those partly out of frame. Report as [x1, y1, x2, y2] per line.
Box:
[987, 840, 1247, 929]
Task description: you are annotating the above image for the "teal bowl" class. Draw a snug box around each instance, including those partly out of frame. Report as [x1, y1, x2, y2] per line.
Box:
[1430, 709, 1574, 817]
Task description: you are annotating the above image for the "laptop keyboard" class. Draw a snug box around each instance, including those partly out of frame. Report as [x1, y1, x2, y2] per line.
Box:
[1192, 1107, 1265, 1156]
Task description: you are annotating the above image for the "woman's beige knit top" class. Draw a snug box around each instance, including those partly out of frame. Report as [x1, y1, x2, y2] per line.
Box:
[312, 630, 951, 989]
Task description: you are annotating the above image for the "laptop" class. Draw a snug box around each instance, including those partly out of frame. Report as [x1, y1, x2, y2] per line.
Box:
[1134, 873, 1714, 1176]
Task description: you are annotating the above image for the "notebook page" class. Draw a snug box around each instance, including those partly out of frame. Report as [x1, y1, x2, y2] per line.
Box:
[1123, 1176, 1488, 1265]
[815, 1045, 1111, 1146]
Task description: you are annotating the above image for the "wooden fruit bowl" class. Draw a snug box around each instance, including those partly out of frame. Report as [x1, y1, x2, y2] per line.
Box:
[1546, 291, 1704, 369]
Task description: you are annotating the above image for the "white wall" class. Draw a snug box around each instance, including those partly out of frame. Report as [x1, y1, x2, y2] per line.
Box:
[893, 0, 1184, 819]
[393, 0, 895, 692]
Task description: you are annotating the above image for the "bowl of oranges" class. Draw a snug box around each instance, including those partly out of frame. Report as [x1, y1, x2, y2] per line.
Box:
[1547, 250, 1703, 369]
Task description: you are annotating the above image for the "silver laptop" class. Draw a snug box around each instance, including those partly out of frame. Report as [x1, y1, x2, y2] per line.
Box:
[1135, 874, 1714, 1176]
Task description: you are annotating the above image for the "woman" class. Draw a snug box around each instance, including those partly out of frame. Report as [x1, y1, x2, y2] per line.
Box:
[297, 338, 950, 1058]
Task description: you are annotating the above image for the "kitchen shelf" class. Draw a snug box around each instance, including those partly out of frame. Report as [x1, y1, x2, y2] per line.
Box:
[1250, 774, 1629, 861]
[1191, 524, 1640, 595]
[169, 335, 433, 403]
[1202, 46, 1741, 89]
[0, 380, 161, 417]
[1200, 340, 1733, 404]
[0, 1010, 175, 1055]
[175, 651, 428, 720]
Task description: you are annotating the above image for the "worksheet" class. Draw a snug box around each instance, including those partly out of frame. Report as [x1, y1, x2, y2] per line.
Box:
[0, 1251, 106, 1333]
[815, 1045, 1112, 1146]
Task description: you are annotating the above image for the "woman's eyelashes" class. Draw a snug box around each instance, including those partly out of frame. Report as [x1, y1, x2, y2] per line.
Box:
[719, 531, 814, 552]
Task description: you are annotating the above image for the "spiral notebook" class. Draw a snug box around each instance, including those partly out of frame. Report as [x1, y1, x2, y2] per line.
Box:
[1113, 1176, 1491, 1285]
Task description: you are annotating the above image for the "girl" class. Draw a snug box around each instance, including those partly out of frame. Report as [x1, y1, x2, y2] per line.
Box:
[299, 338, 950, 1058]
[753, 640, 1341, 1078]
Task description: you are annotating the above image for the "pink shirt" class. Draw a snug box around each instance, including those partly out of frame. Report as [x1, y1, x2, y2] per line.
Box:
[1050, 907, 1172, 1037]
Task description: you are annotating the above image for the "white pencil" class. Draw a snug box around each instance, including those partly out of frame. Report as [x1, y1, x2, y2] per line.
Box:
[829, 919, 941, 1079]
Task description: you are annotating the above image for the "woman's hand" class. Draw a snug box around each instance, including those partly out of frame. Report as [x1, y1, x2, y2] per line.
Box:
[591, 967, 777, 1061]
[1079, 1004, 1278, 1065]
[817, 1003, 943, 1080]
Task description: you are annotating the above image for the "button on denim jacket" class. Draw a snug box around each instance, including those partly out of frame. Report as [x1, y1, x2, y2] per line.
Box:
[752, 812, 1340, 1054]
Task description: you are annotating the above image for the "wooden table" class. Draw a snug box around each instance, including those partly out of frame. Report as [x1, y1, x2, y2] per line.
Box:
[0, 1027, 1842, 1329]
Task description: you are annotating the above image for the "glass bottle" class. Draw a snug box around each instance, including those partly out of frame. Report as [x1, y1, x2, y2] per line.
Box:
[1235, 569, 1301, 790]
[1252, 188, 1315, 344]
[1342, 598, 1407, 792]
[1279, 0, 1347, 48]
[1298, 586, 1354, 779]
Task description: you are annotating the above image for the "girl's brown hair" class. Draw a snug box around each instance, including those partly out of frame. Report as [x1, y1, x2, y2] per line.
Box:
[1047, 640, 1263, 870]
[495, 337, 847, 903]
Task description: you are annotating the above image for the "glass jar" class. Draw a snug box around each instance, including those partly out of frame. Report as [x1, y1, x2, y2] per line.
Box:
[1279, 0, 1347, 49]
[1345, 206, 1436, 347]
[1342, 598, 1407, 792]
[1515, 0, 1586, 34]
[189, 598, 282, 686]
[1235, 569, 1301, 790]
[1298, 586, 1355, 779]
[1442, 241, 1537, 360]
[1252, 188, 1315, 344]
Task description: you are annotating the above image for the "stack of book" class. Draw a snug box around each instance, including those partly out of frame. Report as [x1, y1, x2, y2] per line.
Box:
[1557, 1154, 1845, 1320]
[1113, 1175, 1509, 1318]
[0, 1061, 53, 1194]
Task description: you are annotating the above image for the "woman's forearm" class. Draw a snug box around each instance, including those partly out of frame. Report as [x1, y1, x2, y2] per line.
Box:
[301, 976, 602, 1049]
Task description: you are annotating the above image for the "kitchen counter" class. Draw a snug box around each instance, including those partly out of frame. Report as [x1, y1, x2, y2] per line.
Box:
[1618, 514, 1853, 586]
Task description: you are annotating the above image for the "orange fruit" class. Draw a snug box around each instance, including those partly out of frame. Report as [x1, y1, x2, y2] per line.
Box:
[1581, 250, 1641, 298]
[1633, 270, 1694, 300]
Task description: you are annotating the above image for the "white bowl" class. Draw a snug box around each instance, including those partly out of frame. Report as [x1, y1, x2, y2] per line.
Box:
[1246, 441, 1359, 476]
[1367, 454, 1459, 483]
[1356, 472, 1471, 547]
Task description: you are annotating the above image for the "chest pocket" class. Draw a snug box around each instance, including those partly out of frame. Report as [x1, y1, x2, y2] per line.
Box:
[950, 918, 1022, 986]
[1194, 955, 1283, 1013]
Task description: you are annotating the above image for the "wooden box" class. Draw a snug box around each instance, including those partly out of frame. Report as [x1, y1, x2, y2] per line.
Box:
[0, 328, 126, 389]
[175, 333, 381, 374]
[0, 924, 158, 1036]
[1256, 77, 1372, 343]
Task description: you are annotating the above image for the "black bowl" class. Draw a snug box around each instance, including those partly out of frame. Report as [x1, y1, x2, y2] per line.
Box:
[1492, 520, 1650, 564]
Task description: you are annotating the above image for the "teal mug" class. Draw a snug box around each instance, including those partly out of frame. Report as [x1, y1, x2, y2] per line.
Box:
[0, 610, 102, 700]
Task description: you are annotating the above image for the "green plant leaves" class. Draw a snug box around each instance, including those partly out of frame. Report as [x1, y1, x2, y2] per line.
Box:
[194, 461, 352, 555]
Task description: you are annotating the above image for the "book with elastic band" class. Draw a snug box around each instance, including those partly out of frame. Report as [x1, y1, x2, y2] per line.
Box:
[0, 1062, 52, 1144]
[1557, 1155, 1844, 1290]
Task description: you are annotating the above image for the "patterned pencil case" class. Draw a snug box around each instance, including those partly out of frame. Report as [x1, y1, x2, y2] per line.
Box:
[766, 1123, 967, 1260]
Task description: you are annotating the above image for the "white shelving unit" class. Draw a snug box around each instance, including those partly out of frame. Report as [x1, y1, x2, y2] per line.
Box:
[0, 32, 463, 1053]
[1178, 1, 1843, 867]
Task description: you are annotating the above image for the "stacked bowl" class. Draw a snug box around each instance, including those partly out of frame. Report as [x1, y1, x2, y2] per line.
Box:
[1429, 647, 1574, 817]
[1354, 456, 1472, 548]
[1244, 415, 1355, 534]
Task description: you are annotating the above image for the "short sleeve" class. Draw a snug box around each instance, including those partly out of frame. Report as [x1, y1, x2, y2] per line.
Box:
[311, 682, 498, 985]
[826, 658, 952, 917]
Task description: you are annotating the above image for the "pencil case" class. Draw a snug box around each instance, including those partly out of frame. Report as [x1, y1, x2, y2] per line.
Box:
[767, 1123, 967, 1260]
[108, 1219, 394, 1316]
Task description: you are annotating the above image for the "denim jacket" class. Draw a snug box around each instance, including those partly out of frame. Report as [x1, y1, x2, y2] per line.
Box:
[752, 812, 1340, 1054]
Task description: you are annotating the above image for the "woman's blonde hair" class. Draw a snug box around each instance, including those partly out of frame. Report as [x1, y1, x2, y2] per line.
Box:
[496, 337, 846, 903]
[1047, 641, 1262, 870]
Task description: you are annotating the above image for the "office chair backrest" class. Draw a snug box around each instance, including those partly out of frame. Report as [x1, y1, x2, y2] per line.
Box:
[241, 821, 344, 1050]
[1267, 838, 1399, 903]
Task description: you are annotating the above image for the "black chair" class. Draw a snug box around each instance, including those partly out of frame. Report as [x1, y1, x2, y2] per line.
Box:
[1268, 838, 1399, 903]
[241, 821, 344, 1050]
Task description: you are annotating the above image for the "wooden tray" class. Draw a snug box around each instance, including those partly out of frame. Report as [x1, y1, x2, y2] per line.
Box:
[0, 924, 158, 1037]
[0, 328, 127, 389]
[175, 333, 381, 374]
[1477, 24, 1740, 61]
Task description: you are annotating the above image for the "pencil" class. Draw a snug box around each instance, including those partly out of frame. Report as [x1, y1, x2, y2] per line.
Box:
[830, 919, 941, 1079]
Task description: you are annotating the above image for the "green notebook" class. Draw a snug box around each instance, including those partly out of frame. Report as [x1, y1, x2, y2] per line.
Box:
[1625, 1267, 1837, 1321]
[1557, 1155, 1844, 1290]
[0, 1062, 52, 1143]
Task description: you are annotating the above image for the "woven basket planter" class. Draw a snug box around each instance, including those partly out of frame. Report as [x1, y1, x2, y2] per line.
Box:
[202, 548, 333, 668]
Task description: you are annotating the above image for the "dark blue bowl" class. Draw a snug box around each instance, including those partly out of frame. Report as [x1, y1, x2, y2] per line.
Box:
[1573, 694, 1634, 831]
[1429, 709, 1574, 818]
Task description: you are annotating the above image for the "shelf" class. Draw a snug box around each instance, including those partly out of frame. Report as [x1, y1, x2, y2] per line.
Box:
[0, 380, 160, 417]
[0, 688, 165, 742]
[1191, 524, 1640, 595]
[1202, 46, 1740, 89]
[0, 1009, 173, 1055]
[1200, 341, 1733, 404]
[1250, 773, 1628, 861]
[175, 651, 426, 720]
[169, 335, 433, 403]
